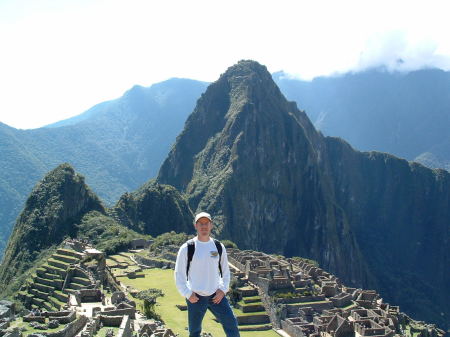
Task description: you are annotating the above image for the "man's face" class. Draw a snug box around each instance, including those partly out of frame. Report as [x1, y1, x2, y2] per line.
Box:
[194, 217, 213, 236]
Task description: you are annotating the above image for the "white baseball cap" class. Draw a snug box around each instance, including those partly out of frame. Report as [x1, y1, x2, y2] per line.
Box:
[194, 212, 212, 223]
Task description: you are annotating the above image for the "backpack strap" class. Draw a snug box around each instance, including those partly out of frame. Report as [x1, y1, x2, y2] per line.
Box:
[186, 239, 195, 280]
[186, 239, 223, 280]
[214, 239, 223, 278]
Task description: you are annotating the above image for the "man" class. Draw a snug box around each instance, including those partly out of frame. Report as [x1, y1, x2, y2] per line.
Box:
[174, 212, 240, 337]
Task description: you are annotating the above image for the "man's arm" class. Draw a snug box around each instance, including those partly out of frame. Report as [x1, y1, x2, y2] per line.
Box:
[174, 244, 193, 299]
[218, 243, 230, 294]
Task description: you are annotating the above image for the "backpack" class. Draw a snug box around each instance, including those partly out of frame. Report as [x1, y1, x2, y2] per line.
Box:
[186, 239, 223, 280]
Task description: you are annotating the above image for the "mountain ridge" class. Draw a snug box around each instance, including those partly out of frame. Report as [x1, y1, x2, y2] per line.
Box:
[0, 78, 208, 258]
[274, 67, 450, 170]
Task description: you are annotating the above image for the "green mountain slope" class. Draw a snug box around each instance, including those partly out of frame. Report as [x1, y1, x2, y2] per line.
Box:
[0, 163, 104, 293]
[0, 163, 193, 296]
[157, 60, 450, 329]
[0, 78, 207, 258]
[113, 180, 194, 236]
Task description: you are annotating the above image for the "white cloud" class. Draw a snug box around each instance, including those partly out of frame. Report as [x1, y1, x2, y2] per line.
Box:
[1, 0, 450, 128]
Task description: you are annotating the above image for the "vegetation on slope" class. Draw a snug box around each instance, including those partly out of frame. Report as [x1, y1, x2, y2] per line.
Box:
[76, 211, 150, 255]
[114, 180, 194, 237]
[0, 163, 103, 292]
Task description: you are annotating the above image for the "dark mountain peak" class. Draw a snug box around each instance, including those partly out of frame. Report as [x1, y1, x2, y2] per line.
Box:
[222, 59, 272, 81]
[0, 163, 103, 289]
[218, 60, 286, 105]
[157, 60, 318, 193]
[23, 163, 102, 213]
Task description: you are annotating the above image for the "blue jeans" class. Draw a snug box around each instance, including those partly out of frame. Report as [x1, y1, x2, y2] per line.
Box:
[186, 292, 240, 337]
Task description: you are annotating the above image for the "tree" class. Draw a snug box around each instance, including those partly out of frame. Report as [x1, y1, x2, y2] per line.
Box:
[135, 288, 164, 320]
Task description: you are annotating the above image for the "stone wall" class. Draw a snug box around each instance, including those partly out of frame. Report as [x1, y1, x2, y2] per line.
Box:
[117, 315, 132, 337]
[331, 293, 352, 308]
[134, 256, 174, 269]
[130, 239, 151, 250]
[47, 315, 88, 337]
[276, 295, 326, 304]
[78, 289, 101, 303]
[286, 301, 334, 314]
[105, 268, 122, 293]
[100, 308, 135, 320]
[281, 319, 305, 337]
[48, 311, 76, 324]
[23, 316, 46, 324]
[236, 314, 270, 325]
[99, 315, 123, 327]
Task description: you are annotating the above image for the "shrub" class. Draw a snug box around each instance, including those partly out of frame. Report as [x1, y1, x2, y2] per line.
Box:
[135, 288, 164, 320]
[149, 232, 190, 252]
[221, 240, 238, 249]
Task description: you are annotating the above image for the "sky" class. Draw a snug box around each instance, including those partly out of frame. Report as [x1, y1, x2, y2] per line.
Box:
[1, 0, 450, 129]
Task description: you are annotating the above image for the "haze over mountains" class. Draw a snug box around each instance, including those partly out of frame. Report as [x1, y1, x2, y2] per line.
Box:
[0, 78, 207, 256]
[0, 60, 449, 330]
[274, 67, 450, 170]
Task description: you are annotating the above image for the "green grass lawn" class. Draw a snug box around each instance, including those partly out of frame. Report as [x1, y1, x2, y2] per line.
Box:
[116, 268, 279, 337]
[107, 254, 133, 264]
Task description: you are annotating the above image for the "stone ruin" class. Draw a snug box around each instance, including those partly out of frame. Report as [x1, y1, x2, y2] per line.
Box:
[227, 248, 446, 337]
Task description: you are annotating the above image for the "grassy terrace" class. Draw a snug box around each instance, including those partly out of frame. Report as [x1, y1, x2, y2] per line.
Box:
[10, 317, 69, 336]
[109, 254, 134, 263]
[115, 268, 278, 337]
[341, 302, 357, 310]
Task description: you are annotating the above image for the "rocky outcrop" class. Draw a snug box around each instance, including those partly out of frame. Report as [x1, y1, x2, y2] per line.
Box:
[157, 60, 450, 328]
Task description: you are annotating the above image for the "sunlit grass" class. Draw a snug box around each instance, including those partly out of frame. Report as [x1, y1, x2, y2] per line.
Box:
[117, 268, 279, 337]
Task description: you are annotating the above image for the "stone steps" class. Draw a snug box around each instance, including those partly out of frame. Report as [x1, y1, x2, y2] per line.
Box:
[29, 288, 49, 301]
[32, 282, 55, 293]
[31, 297, 46, 307]
[64, 288, 77, 295]
[236, 314, 270, 325]
[239, 303, 265, 313]
[53, 290, 70, 303]
[57, 248, 84, 260]
[48, 296, 63, 310]
[66, 282, 85, 290]
[72, 277, 91, 286]
[41, 300, 57, 312]
[238, 287, 258, 297]
[238, 323, 272, 331]
[34, 276, 64, 290]
[48, 258, 70, 270]
[37, 268, 61, 281]
[242, 296, 262, 304]
[43, 264, 67, 278]
[52, 253, 80, 265]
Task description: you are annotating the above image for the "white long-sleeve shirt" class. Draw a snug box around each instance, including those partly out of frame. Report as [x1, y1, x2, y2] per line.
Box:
[174, 236, 230, 299]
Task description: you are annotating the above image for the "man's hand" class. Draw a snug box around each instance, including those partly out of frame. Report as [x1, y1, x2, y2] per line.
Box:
[212, 289, 225, 304]
[188, 292, 199, 303]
